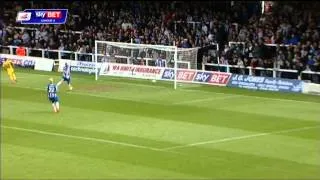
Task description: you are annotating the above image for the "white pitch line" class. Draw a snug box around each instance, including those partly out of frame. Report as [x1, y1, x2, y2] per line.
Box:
[2, 125, 320, 165]
[161, 125, 320, 151]
[1, 125, 163, 152]
[173, 95, 239, 105]
[0, 125, 236, 161]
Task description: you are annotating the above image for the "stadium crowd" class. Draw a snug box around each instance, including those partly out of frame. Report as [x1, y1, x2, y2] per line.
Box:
[0, 1, 319, 81]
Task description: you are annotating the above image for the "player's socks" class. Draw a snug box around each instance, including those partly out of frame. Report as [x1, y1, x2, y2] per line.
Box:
[10, 78, 16, 84]
[12, 74, 17, 82]
[55, 103, 60, 112]
[52, 104, 57, 113]
[57, 80, 62, 86]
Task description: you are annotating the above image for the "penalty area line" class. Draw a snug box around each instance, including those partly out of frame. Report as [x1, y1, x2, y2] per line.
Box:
[0, 125, 228, 160]
[161, 125, 320, 151]
[1, 125, 163, 152]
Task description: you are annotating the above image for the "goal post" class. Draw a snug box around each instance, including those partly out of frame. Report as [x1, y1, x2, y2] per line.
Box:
[95, 40, 98, 81]
[94, 40, 199, 89]
[174, 43, 178, 90]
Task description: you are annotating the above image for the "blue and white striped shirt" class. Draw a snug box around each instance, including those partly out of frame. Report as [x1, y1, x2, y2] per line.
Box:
[47, 83, 58, 99]
[155, 58, 166, 67]
[63, 64, 71, 79]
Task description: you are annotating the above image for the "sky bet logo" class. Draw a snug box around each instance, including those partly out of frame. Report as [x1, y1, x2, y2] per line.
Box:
[35, 11, 62, 19]
[16, 9, 68, 24]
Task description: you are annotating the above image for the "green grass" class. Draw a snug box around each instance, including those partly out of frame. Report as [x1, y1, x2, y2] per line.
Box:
[1, 68, 320, 179]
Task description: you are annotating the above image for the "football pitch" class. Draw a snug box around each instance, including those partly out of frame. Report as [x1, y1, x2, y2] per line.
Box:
[1, 68, 320, 179]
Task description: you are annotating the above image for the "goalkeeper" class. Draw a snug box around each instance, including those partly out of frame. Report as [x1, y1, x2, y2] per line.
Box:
[2, 58, 17, 84]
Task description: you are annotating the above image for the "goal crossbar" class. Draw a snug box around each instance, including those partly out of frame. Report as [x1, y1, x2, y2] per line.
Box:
[95, 40, 199, 52]
[95, 40, 177, 51]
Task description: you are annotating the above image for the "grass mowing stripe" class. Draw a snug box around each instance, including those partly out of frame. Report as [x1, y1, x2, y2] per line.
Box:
[6, 84, 320, 109]
[161, 125, 320, 150]
[4, 86, 318, 134]
[173, 94, 239, 105]
[6, 71, 320, 104]
[2, 144, 199, 179]
[24, 86, 156, 104]
[3, 124, 319, 172]
[96, 79, 320, 104]
[5, 123, 317, 156]
[2, 125, 204, 159]
[24, 86, 239, 105]
[2, 69, 320, 178]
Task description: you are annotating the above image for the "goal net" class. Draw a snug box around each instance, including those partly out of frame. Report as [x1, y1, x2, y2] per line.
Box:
[95, 40, 199, 89]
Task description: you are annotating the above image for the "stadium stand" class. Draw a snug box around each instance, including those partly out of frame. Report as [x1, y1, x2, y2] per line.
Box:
[0, 1, 319, 82]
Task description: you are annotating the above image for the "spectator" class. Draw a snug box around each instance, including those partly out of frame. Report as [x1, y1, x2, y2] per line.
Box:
[15, 44, 26, 56]
[237, 57, 245, 75]
[155, 54, 166, 67]
[286, 34, 299, 45]
[0, 1, 319, 83]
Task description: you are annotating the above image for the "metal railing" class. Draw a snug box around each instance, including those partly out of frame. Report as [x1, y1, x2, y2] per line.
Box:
[1, 44, 319, 82]
[202, 63, 320, 76]
[202, 63, 320, 84]
[0, 45, 191, 68]
[202, 41, 320, 83]
[0, 45, 94, 61]
[12, 26, 82, 35]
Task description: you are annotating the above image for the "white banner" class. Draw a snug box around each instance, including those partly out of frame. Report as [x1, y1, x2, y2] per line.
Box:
[303, 82, 320, 95]
[0, 54, 36, 67]
[100, 63, 164, 80]
[58, 59, 102, 74]
[34, 59, 54, 71]
[0, 54, 53, 71]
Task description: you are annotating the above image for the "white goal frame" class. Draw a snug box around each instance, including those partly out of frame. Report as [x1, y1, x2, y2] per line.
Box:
[95, 40, 179, 89]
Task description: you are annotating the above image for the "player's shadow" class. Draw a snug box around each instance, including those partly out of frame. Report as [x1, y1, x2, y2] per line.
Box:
[23, 110, 58, 115]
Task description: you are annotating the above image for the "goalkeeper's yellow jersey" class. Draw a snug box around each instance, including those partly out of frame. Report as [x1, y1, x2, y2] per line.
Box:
[3, 59, 14, 71]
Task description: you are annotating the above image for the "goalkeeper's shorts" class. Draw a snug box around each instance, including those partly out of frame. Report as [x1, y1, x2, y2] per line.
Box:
[6, 68, 14, 74]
